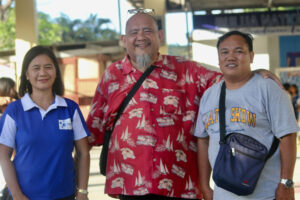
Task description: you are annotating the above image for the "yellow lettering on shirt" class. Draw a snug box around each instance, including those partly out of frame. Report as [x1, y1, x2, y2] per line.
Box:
[236, 107, 241, 122]
[215, 108, 219, 124]
[208, 111, 214, 125]
[204, 107, 256, 130]
[247, 111, 256, 127]
[231, 108, 237, 122]
[230, 107, 256, 127]
[204, 108, 218, 130]
[241, 109, 246, 123]
[205, 118, 208, 130]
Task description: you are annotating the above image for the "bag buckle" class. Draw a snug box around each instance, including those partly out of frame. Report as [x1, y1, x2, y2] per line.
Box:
[231, 147, 235, 156]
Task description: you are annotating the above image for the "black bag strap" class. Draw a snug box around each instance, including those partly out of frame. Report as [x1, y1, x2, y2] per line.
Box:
[266, 133, 280, 160]
[112, 65, 157, 129]
[219, 81, 280, 160]
[219, 82, 227, 144]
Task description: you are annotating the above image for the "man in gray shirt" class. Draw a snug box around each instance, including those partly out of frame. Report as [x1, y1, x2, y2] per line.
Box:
[194, 31, 298, 200]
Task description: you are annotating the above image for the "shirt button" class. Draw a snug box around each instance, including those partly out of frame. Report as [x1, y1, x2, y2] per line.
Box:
[152, 124, 155, 127]
[153, 158, 156, 162]
[151, 108, 154, 111]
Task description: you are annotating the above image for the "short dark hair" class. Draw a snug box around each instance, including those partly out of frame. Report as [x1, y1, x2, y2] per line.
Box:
[0, 77, 17, 99]
[283, 83, 291, 90]
[217, 30, 254, 52]
[19, 45, 64, 97]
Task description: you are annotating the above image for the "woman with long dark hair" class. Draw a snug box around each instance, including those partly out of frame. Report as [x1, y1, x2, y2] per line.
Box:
[0, 46, 90, 200]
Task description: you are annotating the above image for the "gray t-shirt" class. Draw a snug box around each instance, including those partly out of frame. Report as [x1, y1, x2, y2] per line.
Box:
[194, 74, 299, 200]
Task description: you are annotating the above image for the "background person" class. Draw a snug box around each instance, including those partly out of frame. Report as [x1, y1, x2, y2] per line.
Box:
[0, 46, 90, 200]
[283, 82, 292, 101]
[0, 77, 18, 200]
[288, 83, 300, 145]
[195, 31, 298, 200]
[0, 77, 18, 116]
[288, 84, 300, 120]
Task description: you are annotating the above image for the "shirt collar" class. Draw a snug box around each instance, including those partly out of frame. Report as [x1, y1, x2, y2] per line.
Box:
[21, 93, 67, 111]
[122, 53, 164, 75]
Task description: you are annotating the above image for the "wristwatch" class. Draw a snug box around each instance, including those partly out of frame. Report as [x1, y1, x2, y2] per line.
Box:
[77, 188, 88, 195]
[280, 178, 294, 188]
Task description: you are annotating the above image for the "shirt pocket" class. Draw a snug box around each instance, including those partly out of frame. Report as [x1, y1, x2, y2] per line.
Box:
[161, 88, 185, 115]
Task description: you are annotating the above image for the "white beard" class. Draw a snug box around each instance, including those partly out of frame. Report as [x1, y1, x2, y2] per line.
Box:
[136, 54, 152, 69]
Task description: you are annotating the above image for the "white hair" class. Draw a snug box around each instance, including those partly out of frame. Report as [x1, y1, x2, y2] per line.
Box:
[136, 54, 152, 69]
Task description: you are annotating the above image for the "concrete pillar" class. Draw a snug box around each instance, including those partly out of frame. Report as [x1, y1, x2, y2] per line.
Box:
[144, 0, 165, 16]
[267, 35, 280, 73]
[144, 0, 168, 54]
[15, 0, 38, 85]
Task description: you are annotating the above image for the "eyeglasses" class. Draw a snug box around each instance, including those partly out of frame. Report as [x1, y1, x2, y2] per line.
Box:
[127, 8, 155, 16]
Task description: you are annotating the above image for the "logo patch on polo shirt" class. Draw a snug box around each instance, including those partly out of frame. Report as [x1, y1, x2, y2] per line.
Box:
[58, 118, 72, 130]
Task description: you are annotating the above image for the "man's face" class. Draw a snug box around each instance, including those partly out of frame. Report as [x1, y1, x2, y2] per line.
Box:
[122, 13, 163, 67]
[218, 35, 254, 80]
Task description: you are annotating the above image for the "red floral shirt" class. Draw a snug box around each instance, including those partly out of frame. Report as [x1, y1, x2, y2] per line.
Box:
[86, 54, 222, 199]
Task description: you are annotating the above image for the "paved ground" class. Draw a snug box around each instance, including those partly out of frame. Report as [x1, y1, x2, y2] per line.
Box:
[88, 145, 300, 200]
[88, 147, 114, 200]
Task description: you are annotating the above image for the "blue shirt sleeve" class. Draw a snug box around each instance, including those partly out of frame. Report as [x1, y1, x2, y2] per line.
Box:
[72, 108, 90, 140]
[0, 105, 17, 149]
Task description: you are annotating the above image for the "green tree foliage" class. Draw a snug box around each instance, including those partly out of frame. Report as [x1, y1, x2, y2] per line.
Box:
[82, 14, 119, 41]
[0, 9, 119, 51]
[55, 13, 81, 43]
[0, 8, 15, 50]
[38, 12, 63, 45]
[0, 9, 63, 50]
[56, 13, 119, 43]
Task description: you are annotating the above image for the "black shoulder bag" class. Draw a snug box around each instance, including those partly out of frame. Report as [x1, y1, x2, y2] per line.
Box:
[212, 82, 280, 195]
[100, 65, 156, 176]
